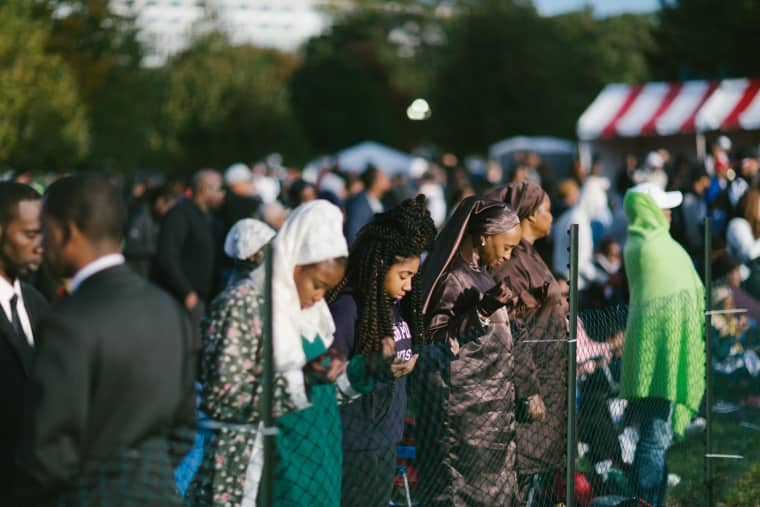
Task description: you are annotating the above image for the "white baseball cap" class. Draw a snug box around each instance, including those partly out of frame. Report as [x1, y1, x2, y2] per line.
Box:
[645, 151, 664, 170]
[716, 135, 732, 151]
[629, 182, 683, 209]
[224, 163, 253, 185]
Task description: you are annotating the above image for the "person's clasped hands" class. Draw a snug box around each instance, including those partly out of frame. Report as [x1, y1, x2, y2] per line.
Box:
[477, 279, 518, 319]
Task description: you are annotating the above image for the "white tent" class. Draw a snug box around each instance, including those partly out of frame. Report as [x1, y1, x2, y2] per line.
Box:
[576, 78, 760, 176]
[489, 135, 576, 181]
[336, 141, 415, 175]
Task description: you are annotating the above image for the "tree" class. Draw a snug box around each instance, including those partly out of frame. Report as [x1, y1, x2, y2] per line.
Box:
[163, 34, 310, 173]
[0, 0, 88, 172]
[290, 4, 440, 154]
[34, 0, 164, 172]
[427, 0, 655, 155]
[651, 0, 760, 80]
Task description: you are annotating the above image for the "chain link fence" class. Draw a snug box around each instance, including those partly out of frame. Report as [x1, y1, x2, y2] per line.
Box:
[50, 228, 760, 507]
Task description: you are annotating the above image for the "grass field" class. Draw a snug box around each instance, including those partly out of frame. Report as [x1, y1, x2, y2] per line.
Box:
[666, 407, 760, 507]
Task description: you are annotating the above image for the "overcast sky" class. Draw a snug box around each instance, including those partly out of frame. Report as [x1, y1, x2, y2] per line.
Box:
[533, 0, 660, 17]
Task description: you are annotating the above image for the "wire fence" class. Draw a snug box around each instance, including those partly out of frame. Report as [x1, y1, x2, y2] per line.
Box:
[49, 227, 760, 506]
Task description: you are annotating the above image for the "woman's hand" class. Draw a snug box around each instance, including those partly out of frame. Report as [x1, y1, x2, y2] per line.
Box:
[390, 353, 419, 378]
[449, 338, 460, 356]
[304, 349, 347, 384]
[380, 336, 396, 360]
[526, 394, 547, 422]
[478, 280, 517, 317]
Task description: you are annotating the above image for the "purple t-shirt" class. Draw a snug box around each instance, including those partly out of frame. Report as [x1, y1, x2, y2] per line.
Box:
[330, 289, 411, 450]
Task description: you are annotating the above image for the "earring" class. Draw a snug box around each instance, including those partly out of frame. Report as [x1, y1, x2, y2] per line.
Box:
[481, 238, 486, 246]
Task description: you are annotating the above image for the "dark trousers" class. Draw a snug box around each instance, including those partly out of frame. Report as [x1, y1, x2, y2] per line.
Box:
[341, 446, 396, 507]
[518, 470, 559, 506]
[188, 301, 205, 377]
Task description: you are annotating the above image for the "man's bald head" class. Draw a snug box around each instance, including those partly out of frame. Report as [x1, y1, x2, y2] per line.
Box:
[191, 169, 225, 212]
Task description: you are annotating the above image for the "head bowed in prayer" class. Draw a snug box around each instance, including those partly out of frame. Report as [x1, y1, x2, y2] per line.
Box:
[422, 197, 521, 314]
[328, 195, 437, 353]
[489, 181, 553, 242]
[0, 182, 42, 280]
[252, 199, 348, 372]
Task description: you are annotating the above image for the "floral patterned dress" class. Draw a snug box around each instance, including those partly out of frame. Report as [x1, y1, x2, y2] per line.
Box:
[185, 279, 361, 507]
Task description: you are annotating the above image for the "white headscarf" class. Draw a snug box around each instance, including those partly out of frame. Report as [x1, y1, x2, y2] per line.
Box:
[224, 218, 276, 260]
[251, 200, 348, 375]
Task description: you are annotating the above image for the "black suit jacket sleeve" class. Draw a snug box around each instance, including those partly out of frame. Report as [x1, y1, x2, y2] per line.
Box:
[169, 310, 197, 467]
[22, 283, 50, 331]
[156, 207, 194, 299]
[16, 314, 90, 500]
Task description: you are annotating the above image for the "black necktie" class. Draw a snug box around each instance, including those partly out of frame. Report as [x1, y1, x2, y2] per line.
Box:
[9, 294, 29, 345]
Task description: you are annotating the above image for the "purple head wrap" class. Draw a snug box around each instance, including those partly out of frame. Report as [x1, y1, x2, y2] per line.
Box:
[421, 197, 519, 314]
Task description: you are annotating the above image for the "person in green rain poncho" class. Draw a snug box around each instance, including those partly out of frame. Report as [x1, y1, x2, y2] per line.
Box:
[621, 182, 705, 507]
[186, 200, 391, 507]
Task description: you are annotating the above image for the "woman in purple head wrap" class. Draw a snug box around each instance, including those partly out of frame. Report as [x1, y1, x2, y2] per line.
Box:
[412, 196, 522, 507]
[489, 181, 568, 503]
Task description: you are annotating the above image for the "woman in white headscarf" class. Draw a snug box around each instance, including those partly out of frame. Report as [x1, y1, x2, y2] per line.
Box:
[223, 218, 276, 287]
[187, 200, 382, 507]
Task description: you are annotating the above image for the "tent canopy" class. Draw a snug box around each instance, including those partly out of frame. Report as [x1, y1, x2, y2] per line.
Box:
[578, 78, 760, 141]
[489, 135, 575, 159]
[336, 141, 414, 175]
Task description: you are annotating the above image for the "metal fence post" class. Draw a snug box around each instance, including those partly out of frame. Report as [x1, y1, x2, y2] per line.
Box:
[566, 224, 579, 507]
[260, 244, 275, 506]
[704, 219, 714, 507]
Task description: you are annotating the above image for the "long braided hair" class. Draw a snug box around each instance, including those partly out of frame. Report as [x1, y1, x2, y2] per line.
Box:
[328, 195, 437, 355]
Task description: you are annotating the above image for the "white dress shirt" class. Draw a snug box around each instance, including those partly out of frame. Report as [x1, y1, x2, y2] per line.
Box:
[70, 253, 126, 293]
[0, 276, 34, 346]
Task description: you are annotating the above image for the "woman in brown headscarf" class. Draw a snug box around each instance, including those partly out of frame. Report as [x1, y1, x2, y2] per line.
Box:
[489, 181, 567, 504]
[412, 196, 522, 507]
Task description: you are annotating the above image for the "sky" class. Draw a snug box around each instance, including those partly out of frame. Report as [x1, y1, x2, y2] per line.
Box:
[533, 0, 660, 17]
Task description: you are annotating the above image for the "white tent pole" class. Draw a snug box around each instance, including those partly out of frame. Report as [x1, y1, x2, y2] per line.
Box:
[579, 141, 592, 171]
[696, 132, 707, 162]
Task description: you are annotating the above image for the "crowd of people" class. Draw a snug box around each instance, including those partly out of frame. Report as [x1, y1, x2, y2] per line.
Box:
[1, 135, 759, 506]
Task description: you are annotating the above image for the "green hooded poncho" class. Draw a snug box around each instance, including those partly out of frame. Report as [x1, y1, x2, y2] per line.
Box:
[621, 190, 705, 437]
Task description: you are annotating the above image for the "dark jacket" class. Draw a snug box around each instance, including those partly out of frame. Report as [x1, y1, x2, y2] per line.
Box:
[153, 199, 223, 303]
[413, 255, 518, 507]
[218, 192, 261, 235]
[344, 192, 378, 246]
[330, 289, 412, 451]
[0, 282, 48, 503]
[492, 239, 567, 473]
[15, 264, 196, 506]
[123, 203, 162, 278]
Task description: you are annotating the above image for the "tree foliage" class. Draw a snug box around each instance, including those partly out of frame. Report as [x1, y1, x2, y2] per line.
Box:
[428, 1, 655, 154]
[651, 0, 760, 80]
[290, 6, 439, 154]
[0, 0, 88, 172]
[11, 0, 759, 172]
[163, 33, 310, 173]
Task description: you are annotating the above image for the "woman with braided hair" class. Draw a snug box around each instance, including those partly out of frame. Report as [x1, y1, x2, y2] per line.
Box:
[413, 196, 522, 507]
[327, 195, 437, 507]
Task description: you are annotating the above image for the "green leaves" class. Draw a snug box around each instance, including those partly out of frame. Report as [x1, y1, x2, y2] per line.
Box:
[0, 0, 88, 172]
[162, 33, 310, 171]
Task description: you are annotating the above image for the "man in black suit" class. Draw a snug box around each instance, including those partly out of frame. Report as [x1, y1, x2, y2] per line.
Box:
[15, 174, 195, 506]
[0, 182, 49, 503]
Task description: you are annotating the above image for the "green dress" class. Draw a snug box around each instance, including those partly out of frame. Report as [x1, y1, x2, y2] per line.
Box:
[185, 279, 371, 507]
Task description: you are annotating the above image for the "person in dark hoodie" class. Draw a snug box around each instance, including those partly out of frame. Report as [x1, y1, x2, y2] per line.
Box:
[327, 195, 437, 507]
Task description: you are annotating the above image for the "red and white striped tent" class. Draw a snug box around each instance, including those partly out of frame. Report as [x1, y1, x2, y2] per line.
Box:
[577, 78, 760, 176]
